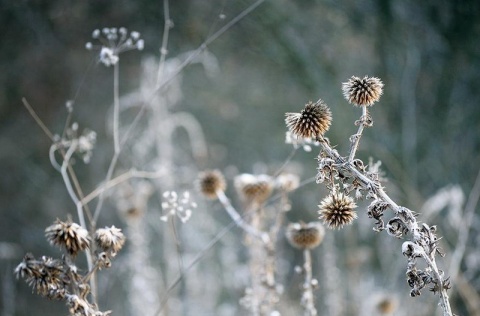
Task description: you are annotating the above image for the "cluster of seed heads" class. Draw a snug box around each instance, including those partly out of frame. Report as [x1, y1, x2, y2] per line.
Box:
[15, 219, 125, 315]
[284, 76, 452, 314]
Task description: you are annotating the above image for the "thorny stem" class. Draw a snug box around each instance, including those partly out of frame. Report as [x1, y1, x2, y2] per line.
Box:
[302, 249, 317, 316]
[216, 190, 270, 243]
[316, 133, 453, 316]
[348, 106, 367, 162]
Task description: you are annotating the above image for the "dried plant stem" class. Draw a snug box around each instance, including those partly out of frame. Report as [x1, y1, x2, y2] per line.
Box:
[348, 106, 367, 162]
[317, 133, 453, 315]
[448, 169, 480, 280]
[302, 249, 317, 316]
[113, 62, 120, 154]
[22, 98, 55, 141]
[216, 190, 269, 243]
[59, 141, 96, 299]
[156, 0, 171, 89]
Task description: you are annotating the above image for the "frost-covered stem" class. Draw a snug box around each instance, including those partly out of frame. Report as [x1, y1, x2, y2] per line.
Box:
[421, 252, 453, 316]
[60, 141, 96, 299]
[348, 106, 367, 162]
[302, 249, 317, 316]
[317, 136, 453, 316]
[216, 190, 269, 243]
[156, 0, 171, 89]
[113, 62, 120, 154]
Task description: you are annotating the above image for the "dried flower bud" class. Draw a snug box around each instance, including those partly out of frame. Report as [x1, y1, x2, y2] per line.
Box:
[45, 219, 90, 257]
[95, 226, 126, 255]
[234, 174, 274, 204]
[285, 99, 332, 139]
[286, 222, 325, 249]
[318, 192, 357, 229]
[197, 170, 226, 199]
[342, 76, 384, 106]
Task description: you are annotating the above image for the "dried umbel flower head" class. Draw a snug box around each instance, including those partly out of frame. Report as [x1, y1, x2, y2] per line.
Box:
[45, 219, 90, 257]
[198, 169, 227, 199]
[94, 226, 126, 255]
[318, 192, 358, 229]
[286, 222, 325, 249]
[85, 27, 144, 67]
[342, 76, 384, 106]
[234, 173, 274, 204]
[285, 99, 332, 139]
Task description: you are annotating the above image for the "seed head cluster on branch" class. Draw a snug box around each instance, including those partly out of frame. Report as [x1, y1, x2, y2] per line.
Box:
[285, 76, 453, 316]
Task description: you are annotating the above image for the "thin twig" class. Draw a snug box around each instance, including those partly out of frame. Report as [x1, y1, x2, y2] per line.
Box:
[22, 98, 55, 141]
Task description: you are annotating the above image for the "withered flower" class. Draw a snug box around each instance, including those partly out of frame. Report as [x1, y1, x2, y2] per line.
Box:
[95, 226, 126, 255]
[45, 219, 90, 257]
[234, 174, 274, 204]
[286, 222, 325, 249]
[342, 76, 384, 106]
[285, 99, 332, 139]
[319, 192, 357, 229]
[198, 169, 227, 199]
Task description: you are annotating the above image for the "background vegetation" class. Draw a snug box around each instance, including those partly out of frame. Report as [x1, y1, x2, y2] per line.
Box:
[1, 0, 479, 315]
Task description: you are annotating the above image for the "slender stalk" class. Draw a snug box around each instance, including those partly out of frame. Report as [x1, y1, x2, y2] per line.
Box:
[216, 190, 269, 243]
[302, 249, 317, 316]
[156, 0, 171, 89]
[348, 106, 367, 161]
[113, 62, 120, 154]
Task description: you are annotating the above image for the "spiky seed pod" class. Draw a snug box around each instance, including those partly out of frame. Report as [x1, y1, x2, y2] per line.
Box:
[234, 174, 274, 204]
[198, 170, 227, 199]
[94, 226, 126, 255]
[286, 222, 325, 249]
[342, 76, 384, 106]
[319, 192, 358, 229]
[285, 99, 332, 139]
[45, 219, 90, 257]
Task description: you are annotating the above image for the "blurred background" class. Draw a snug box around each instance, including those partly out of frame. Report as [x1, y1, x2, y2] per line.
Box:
[1, 0, 479, 315]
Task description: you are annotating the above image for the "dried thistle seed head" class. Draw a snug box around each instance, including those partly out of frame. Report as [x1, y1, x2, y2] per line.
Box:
[45, 219, 90, 256]
[285, 99, 332, 139]
[286, 222, 325, 249]
[94, 226, 126, 255]
[197, 169, 227, 199]
[234, 174, 274, 204]
[342, 76, 384, 106]
[318, 192, 358, 229]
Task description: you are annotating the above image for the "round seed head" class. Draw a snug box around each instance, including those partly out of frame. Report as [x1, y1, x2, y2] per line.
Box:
[234, 174, 274, 204]
[286, 222, 325, 249]
[319, 192, 357, 229]
[45, 219, 90, 257]
[342, 76, 384, 106]
[285, 99, 332, 139]
[197, 170, 226, 199]
[94, 226, 126, 255]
